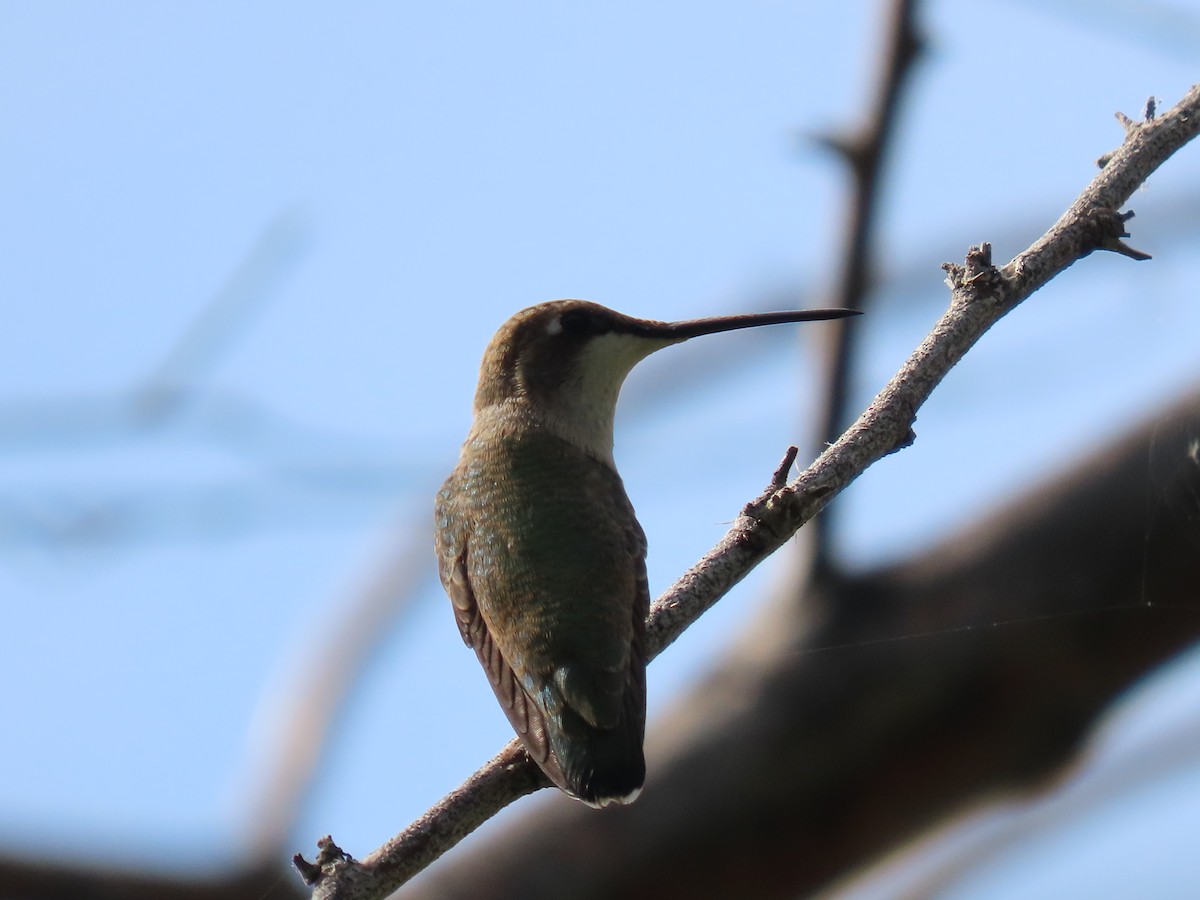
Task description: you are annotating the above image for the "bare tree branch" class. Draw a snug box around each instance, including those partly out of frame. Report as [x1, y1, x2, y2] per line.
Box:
[808, 0, 923, 565]
[135, 209, 309, 421]
[295, 85, 1200, 900]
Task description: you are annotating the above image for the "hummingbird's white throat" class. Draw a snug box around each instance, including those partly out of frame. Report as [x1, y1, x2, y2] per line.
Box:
[527, 330, 675, 468]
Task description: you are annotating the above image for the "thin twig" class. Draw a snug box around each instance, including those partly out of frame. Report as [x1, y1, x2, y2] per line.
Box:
[296, 85, 1200, 900]
[135, 209, 309, 421]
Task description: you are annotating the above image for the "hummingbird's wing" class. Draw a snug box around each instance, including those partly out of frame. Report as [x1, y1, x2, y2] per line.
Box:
[441, 524, 649, 804]
[439, 526, 553, 769]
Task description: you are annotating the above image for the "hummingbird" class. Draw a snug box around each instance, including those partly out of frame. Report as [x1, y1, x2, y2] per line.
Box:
[435, 299, 858, 807]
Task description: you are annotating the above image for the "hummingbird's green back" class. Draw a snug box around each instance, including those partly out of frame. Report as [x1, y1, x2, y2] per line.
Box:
[436, 426, 648, 805]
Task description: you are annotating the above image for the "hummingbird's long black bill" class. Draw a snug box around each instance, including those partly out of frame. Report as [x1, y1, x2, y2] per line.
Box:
[634, 308, 861, 341]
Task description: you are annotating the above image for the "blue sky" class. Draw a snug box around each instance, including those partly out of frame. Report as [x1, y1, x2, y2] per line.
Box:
[3, 1, 1200, 895]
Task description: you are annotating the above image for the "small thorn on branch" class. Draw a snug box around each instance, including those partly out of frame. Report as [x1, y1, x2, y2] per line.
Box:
[1103, 237, 1152, 261]
[294, 835, 364, 890]
[772, 446, 800, 488]
[892, 425, 917, 455]
[943, 243, 1002, 299]
[741, 457, 819, 539]
[963, 242, 993, 278]
[293, 852, 324, 886]
[940, 261, 963, 288]
[1090, 208, 1151, 261]
[805, 483, 833, 502]
[1100, 103, 1156, 167]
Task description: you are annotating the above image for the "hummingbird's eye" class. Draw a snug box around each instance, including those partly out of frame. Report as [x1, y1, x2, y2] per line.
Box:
[559, 308, 595, 336]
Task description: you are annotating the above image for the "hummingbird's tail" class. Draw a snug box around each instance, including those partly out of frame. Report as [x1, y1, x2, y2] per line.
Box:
[536, 644, 648, 808]
[550, 705, 646, 808]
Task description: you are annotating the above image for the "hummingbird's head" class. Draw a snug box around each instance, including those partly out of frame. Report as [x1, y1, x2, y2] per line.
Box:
[468, 299, 860, 465]
[471, 300, 678, 463]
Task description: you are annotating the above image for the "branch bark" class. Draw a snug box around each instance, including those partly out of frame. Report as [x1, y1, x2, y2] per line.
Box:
[296, 85, 1200, 899]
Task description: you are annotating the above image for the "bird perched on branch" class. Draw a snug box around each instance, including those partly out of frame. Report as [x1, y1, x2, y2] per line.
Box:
[435, 299, 857, 807]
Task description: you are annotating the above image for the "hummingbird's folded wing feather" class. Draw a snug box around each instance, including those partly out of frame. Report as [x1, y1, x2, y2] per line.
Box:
[442, 536, 555, 772]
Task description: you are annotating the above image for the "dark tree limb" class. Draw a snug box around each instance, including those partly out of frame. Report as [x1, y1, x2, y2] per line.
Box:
[0, 858, 305, 900]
